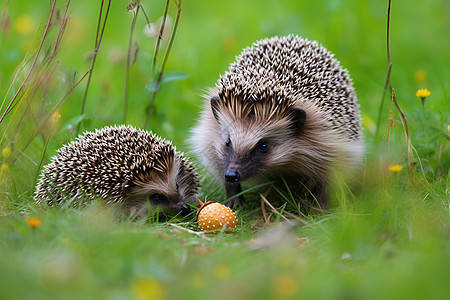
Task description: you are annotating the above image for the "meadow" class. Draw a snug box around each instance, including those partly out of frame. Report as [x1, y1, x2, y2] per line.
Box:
[0, 0, 449, 299]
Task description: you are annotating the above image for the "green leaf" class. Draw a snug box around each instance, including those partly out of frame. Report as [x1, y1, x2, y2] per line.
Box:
[161, 71, 189, 84]
[146, 71, 189, 92]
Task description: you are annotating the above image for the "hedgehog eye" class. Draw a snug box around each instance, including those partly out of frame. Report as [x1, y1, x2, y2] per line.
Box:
[150, 194, 168, 204]
[225, 138, 231, 148]
[176, 183, 179, 190]
[257, 140, 269, 152]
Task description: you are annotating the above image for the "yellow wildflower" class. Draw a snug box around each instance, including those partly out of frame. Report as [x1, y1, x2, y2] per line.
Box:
[414, 70, 427, 84]
[27, 218, 42, 228]
[272, 275, 299, 299]
[51, 111, 61, 120]
[388, 164, 403, 173]
[213, 264, 231, 279]
[416, 88, 431, 99]
[2, 146, 11, 159]
[131, 277, 166, 300]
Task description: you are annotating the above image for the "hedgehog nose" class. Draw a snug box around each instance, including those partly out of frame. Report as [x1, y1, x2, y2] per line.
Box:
[179, 203, 191, 216]
[225, 170, 240, 182]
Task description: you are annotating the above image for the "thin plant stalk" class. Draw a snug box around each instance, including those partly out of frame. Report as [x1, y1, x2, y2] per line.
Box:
[47, 0, 71, 65]
[152, 0, 170, 75]
[375, 0, 392, 142]
[1, 1, 70, 167]
[392, 88, 414, 171]
[144, 0, 182, 128]
[34, 114, 59, 182]
[140, 3, 151, 23]
[0, 0, 57, 124]
[259, 193, 291, 223]
[10, 67, 57, 149]
[0, 50, 29, 121]
[0, 40, 61, 150]
[421, 98, 427, 138]
[123, 4, 140, 123]
[387, 87, 394, 154]
[76, 0, 111, 135]
[12, 70, 90, 164]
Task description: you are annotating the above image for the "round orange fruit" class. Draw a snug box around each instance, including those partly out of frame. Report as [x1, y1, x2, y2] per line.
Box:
[196, 198, 237, 234]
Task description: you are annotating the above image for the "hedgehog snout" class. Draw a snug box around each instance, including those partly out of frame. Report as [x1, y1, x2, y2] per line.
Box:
[178, 203, 191, 216]
[225, 169, 241, 183]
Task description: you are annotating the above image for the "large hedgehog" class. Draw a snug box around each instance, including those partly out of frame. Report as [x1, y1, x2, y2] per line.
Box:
[191, 35, 363, 208]
[35, 125, 200, 218]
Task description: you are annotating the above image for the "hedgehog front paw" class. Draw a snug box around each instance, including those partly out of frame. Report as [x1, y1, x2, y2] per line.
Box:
[226, 196, 244, 209]
[225, 183, 244, 208]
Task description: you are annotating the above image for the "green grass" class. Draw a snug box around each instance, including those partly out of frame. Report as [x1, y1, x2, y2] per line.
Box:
[1, 0, 449, 299]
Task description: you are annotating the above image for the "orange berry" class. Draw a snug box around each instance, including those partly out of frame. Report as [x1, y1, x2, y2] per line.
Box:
[196, 198, 237, 234]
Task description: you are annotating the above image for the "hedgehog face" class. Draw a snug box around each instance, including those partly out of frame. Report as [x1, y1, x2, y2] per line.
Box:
[210, 94, 306, 183]
[121, 151, 198, 219]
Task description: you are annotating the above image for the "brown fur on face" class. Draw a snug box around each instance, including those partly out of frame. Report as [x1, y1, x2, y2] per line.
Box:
[207, 91, 344, 184]
[121, 150, 197, 218]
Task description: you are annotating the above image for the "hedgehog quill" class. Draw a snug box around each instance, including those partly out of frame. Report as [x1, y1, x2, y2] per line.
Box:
[35, 125, 200, 218]
[191, 35, 364, 208]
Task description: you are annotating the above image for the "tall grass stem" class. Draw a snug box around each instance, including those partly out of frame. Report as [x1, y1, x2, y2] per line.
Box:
[123, 5, 140, 123]
[34, 117, 57, 182]
[76, 0, 111, 135]
[0, 0, 56, 124]
[375, 0, 392, 142]
[392, 88, 414, 171]
[144, 0, 182, 128]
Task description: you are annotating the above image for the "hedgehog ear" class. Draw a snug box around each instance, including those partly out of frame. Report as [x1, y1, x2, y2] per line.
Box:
[290, 106, 306, 134]
[210, 95, 221, 122]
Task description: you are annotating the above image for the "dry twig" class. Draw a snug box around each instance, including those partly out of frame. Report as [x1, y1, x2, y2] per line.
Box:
[259, 194, 291, 223]
[168, 223, 212, 240]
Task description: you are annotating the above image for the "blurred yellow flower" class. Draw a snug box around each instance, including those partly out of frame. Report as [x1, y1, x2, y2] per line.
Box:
[131, 277, 166, 300]
[52, 111, 61, 120]
[388, 164, 403, 173]
[27, 218, 42, 228]
[213, 264, 231, 279]
[414, 69, 427, 84]
[0, 163, 9, 176]
[272, 275, 299, 299]
[416, 88, 431, 99]
[14, 14, 34, 35]
[2, 146, 11, 159]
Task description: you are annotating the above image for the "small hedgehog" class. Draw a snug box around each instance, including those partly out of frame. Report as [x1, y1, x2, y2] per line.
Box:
[191, 35, 364, 208]
[35, 125, 200, 218]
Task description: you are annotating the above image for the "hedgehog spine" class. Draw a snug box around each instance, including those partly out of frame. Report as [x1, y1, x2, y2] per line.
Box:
[35, 125, 200, 218]
[191, 35, 363, 207]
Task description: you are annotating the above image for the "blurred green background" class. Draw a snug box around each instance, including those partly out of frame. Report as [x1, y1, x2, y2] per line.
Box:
[0, 0, 449, 299]
[1, 0, 448, 146]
